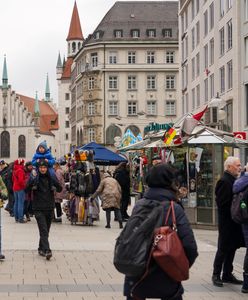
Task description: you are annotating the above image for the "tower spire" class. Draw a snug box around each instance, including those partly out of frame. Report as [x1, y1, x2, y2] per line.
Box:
[34, 91, 40, 116]
[45, 73, 50, 101]
[56, 52, 62, 68]
[2, 55, 8, 89]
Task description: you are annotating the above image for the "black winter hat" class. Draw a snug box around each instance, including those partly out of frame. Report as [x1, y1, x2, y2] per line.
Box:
[38, 159, 49, 167]
[146, 163, 177, 189]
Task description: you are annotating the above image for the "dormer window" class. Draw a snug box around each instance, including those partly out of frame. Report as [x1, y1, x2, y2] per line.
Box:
[163, 28, 172, 38]
[114, 30, 123, 38]
[95, 31, 100, 39]
[147, 29, 156, 37]
[131, 29, 140, 38]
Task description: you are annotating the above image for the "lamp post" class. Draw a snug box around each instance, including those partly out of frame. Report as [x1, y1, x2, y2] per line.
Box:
[208, 93, 227, 130]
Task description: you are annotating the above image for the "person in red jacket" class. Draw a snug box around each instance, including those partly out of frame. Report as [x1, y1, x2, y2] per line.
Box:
[12, 159, 26, 223]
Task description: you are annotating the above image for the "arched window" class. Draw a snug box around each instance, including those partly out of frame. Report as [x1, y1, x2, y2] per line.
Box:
[80, 129, 83, 146]
[126, 125, 140, 137]
[106, 125, 122, 145]
[78, 42, 81, 50]
[68, 43, 70, 54]
[18, 135, 26, 158]
[1, 131, 10, 158]
[72, 42, 76, 53]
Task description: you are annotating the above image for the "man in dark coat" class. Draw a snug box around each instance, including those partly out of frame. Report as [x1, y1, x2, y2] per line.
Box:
[26, 159, 62, 260]
[212, 156, 244, 287]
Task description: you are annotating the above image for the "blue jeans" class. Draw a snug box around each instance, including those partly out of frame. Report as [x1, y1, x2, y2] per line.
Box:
[14, 190, 25, 221]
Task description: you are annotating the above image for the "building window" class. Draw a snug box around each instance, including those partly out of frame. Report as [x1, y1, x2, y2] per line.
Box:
[106, 125, 122, 145]
[65, 133, 69, 140]
[196, 0, 199, 14]
[191, 27, 195, 51]
[209, 2, 214, 30]
[108, 101, 118, 115]
[18, 135, 26, 158]
[127, 101, 137, 115]
[65, 107, 70, 114]
[192, 57, 195, 80]
[165, 100, 176, 116]
[108, 76, 118, 89]
[220, 27, 225, 56]
[204, 78, 208, 103]
[147, 75, 156, 90]
[147, 29, 156, 37]
[109, 51, 117, 64]
[131, 29, 140, 38]
[91, 52, 98, 67]
[196, 84, 200, 106]
[196, 21, 200, 45]
[210, 38, 214, 65]
[147, 51, 155, 64]
[227, 60, 233, 90]
[245, 0, 248, 21]
[95, 31, 100, 39]
[245, 37, 248, 66]
[114, 30, 123, 38]
[220, 0, 225, 17]
[128, 51, 136, 64]
[220, 66, 225, 93]
[204, 44, 208, 69]
[227, 20, 232, 50]
[196, 53, 200, 77]
[166, 51, 174, 64]
[88, 128, 95, 141]
[147, 101, 157, 115]
[128, 76, 137, 90]
[88, 77, 95, 90]
[204, 10, 208, 36]
[192, 88, 195, 109]
[163, 28, 172, 37]
[65, 121, 69, 128]
[166, 75, 175, 89]
[210, 74, 215, 98]
[65, 93, 70, 100]
[227, 0, 233, 10]
[88, 102, 95, 115]
[191, 0, 195, 20]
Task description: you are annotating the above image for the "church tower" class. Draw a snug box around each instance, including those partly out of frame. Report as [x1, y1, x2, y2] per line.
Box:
[45, 73, 51, 102]
[66, 1, 84, 57]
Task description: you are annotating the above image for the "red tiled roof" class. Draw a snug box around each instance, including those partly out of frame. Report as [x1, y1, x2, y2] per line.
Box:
[17, 94, 59, 135]
[66, 2, 83, 41]
[61, 58, 73, 79]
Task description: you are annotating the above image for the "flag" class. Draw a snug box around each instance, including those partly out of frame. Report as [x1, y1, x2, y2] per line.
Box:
[162, 127, 177, 145]
[181, 105, 208, 136]
[121, 129, 137, 147]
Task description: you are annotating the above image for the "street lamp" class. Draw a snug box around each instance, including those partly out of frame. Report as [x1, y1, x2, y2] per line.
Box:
[208, 93, 227, 129]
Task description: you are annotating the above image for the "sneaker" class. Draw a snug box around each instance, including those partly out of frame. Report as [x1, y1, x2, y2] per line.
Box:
[19, 219, 27, 223]
[212, 274, 223, 287]
[0, 254, 5, 260]
[45, 251, 52, 260]
[222, 273, 243, 284]
[38, 250, 46, 257]
[53, 218, 62, 223]
[105, 225, 111, 229]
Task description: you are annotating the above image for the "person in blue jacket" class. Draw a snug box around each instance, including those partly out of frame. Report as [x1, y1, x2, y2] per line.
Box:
[31, 141, 56, 187]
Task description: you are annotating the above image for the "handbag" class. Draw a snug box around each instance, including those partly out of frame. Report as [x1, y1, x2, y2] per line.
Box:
[152, 201, 189, 282]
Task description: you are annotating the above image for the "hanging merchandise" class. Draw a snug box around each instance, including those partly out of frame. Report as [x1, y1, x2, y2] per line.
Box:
[78, 197, 85, 222]
[80, 151, 87, 161]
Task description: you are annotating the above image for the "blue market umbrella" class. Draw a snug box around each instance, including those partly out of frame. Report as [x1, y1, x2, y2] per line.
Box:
[78, 142, 127, 166]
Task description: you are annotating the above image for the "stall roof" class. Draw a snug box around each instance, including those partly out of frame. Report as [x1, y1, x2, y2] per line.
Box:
[118, 139, 150, 151]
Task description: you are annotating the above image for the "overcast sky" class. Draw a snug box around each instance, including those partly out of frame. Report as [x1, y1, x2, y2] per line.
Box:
[0, 0, 177, 103]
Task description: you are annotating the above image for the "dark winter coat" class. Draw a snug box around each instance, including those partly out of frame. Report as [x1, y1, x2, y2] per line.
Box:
[114, 167, 130, 203]
[124, 187, 198, 299]
[233, 173, 248, 247]
[26, 171, 62, 211]
[215, 171, 244, 250]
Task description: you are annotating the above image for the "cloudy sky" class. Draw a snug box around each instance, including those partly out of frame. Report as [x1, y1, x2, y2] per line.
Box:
[0, 0, 176, 103]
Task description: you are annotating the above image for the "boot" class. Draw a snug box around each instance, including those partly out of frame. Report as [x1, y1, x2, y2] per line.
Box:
[242, 273, 248, 293]
[119, 221, 123, 229]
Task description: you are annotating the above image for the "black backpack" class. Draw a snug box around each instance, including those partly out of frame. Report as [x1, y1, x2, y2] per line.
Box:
[231, 187, 248, 224]
[113, 199, 166, 277]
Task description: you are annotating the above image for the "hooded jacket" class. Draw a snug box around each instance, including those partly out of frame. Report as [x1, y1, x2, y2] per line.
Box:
[12, 159, 26, 191]
[32, 141, 55, 167]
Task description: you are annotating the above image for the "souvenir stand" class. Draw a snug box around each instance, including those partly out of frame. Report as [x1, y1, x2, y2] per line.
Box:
[64, 142, 127, 226]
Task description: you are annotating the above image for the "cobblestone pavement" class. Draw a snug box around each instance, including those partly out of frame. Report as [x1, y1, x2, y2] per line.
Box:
[0, 207, 247, 299]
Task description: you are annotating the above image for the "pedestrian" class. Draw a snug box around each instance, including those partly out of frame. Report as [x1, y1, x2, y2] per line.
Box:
[91, 172, 123, 229]
[24, 161, 33, 221]
[53, 162, 66, 223]
[12, 159, 26, 223]
[0, 160, 14, 216]
[113, 162, 131, 221]
[25, 159, 62, 260]
[0, 175, 8, 260]
[233, 162, 248, 292]
[124, 163, 198, 300]
[212, 156, 244, 287]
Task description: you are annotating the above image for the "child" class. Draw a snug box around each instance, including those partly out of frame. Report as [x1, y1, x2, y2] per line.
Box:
[32, 141, 56, 188]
